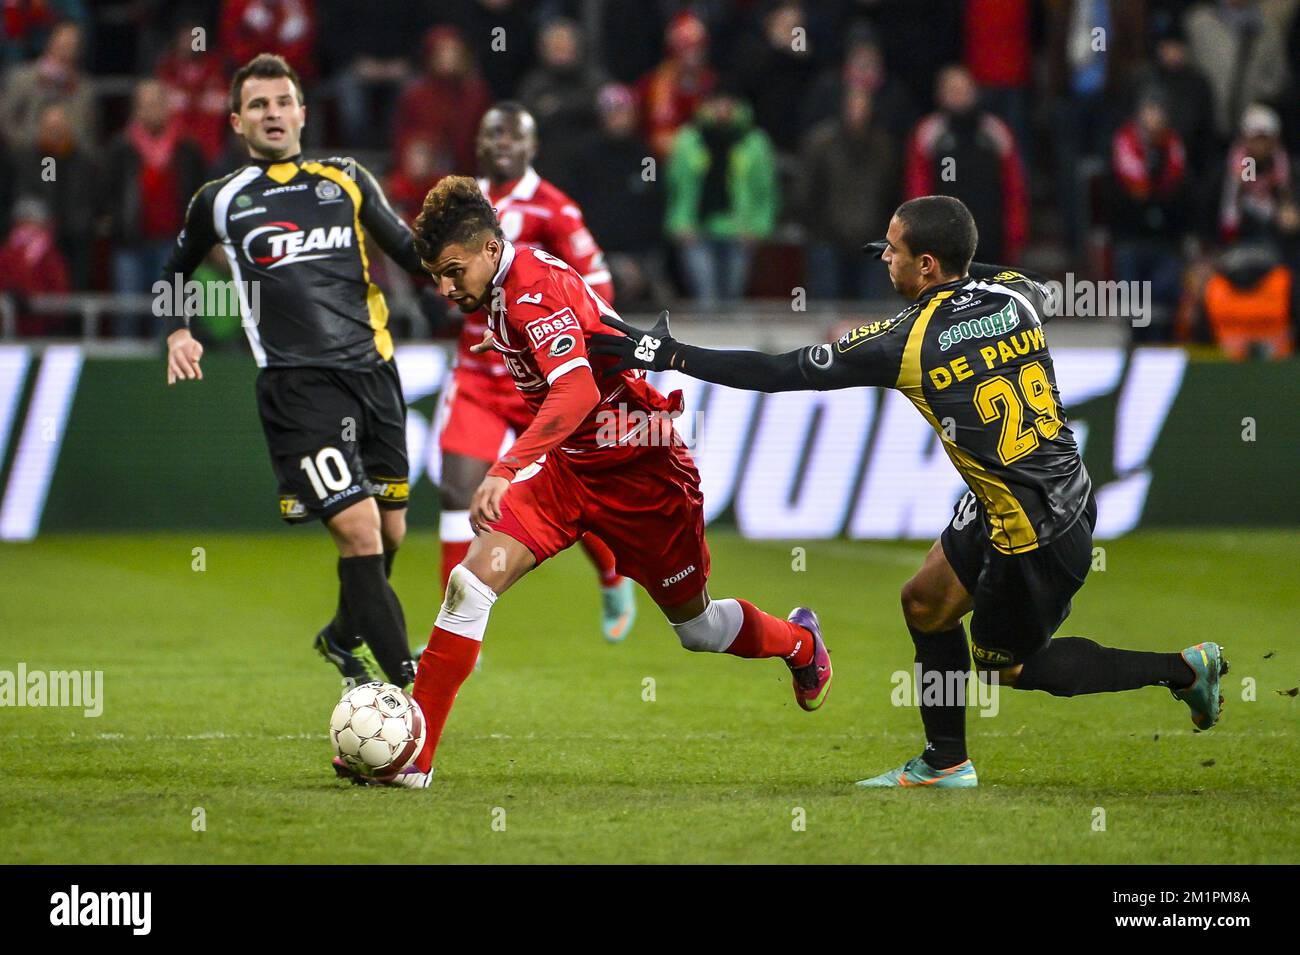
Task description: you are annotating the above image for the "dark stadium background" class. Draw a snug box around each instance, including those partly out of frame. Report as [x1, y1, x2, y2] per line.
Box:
[0, 0, 1296, 539]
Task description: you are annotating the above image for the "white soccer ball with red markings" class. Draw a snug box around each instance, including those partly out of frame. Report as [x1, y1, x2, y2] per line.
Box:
[329, 682, 425, 778]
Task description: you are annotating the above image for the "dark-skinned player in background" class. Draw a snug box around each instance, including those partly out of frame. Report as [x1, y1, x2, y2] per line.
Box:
[435, 102, 637, 644]
[163, 54, 424, 691]
[332, 176, 831, 788]
[592, 195, 1227, 789]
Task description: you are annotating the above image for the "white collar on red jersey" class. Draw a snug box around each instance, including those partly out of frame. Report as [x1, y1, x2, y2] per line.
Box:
[491, 240, 517, 288]
[479, 166, 541, 206]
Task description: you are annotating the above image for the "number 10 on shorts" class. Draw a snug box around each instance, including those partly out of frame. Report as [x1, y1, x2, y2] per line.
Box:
[299, 447, 353, 500]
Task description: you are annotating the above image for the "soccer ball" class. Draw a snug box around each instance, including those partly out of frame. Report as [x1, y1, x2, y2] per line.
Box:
[329, 682, 426, 778]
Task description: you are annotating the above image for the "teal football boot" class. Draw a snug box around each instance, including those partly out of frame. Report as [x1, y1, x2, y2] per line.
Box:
[855, 754, 979, 789]
[1171, 641, 1228, 731]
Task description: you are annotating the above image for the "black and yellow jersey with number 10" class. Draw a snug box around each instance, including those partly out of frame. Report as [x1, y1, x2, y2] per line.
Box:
[160, 154, 425, 369]
[795, 269, 1091, 555]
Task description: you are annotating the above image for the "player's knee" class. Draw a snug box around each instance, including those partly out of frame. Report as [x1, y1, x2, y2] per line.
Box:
[435, 565, 499, 641]
[380, 512, 406, 552]
[671, 598, 742, 653]
[330, 511, 383, 557]
[900, 580, 947, 632]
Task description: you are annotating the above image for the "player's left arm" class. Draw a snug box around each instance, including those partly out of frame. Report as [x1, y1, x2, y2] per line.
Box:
[353, 161, 426, 275]
[589, 311, 903, 392]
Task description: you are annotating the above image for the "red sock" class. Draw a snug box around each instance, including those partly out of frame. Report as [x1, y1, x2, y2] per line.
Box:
[726, 599, 814, 666]
[411, 626, 481, 773]
[440, 539, 472, 591]
[579, 533, 620, 587]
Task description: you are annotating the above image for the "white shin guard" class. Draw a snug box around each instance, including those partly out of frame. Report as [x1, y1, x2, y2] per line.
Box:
[671, 598, 743, 653]
[434, 565, 498, 642]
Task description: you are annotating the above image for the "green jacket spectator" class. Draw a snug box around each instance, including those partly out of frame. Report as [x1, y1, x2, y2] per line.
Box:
[665, 97, 778, 242]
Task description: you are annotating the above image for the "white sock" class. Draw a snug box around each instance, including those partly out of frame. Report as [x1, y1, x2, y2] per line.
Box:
[435, 565, 498, 642]
[671, 598, 743, 653]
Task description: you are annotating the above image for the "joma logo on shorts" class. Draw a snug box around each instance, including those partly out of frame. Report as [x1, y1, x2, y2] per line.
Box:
[662, 565, 696, 587]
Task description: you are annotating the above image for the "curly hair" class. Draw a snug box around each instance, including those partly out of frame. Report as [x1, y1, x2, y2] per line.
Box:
[411, 175, 503, 264]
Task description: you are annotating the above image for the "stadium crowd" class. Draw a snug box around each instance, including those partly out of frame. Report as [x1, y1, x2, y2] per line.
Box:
[1, 0, 1297, 358]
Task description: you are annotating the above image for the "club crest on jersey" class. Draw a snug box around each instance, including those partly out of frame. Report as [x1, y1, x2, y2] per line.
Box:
[315, 180, 342, 201]
[241, 223, 353, 268]
[524, 307, 580, 348]
[836, 317, 900, 353]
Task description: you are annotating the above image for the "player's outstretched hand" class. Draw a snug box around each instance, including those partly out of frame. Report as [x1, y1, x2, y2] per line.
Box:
[589, 310, 680, 372]
[469, 329, 495, 354]
[469, 474, 511, 535]
[166, 329, 204, 385]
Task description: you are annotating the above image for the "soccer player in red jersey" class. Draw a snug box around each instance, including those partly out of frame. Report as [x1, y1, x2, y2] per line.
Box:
[436, 102, 637, 643]
[333, 176, 832, 787]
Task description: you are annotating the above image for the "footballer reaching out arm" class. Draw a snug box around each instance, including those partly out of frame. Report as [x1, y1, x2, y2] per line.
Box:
[589, 310, 906, 394]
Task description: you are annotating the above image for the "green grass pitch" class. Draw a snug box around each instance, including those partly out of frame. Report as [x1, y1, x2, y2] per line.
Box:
[1, 529, 1296, 864]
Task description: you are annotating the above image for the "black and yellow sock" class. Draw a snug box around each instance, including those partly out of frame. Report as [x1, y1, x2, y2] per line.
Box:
[910, 624, 971, 770]
[1016, 637, 1193, 696]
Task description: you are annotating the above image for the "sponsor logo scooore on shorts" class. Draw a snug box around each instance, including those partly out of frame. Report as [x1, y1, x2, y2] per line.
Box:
[938, 300, 1019, 351]
[662, 565, 696, 587]
[524, 307, 580, 348]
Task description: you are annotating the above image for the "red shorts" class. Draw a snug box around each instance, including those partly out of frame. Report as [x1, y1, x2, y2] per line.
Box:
[492, 439, 711, 607]
[438, 369, 533, 462]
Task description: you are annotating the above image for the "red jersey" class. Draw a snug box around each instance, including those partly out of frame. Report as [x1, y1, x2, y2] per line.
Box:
[487, 242, 678, 467]
[458, 168, 613, 380]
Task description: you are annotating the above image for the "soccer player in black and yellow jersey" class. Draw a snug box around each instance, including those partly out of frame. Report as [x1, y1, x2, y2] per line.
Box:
[593, 196, 1227, 788]
[162, 54, 427, 691]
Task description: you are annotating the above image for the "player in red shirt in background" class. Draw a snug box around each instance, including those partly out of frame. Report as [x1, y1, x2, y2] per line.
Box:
[436, 102, 637, 643]
[333, 177, 832, 787]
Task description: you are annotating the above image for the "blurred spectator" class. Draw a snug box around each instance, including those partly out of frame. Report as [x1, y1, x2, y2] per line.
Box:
[433, 0, 536, 101]
[101, 79, 207, 338]
[10, 101, 96, 289]
[864, 0, 962, 113]
[1219, 104, 1293, 242]
[219, 0, 315, 80]
[666, 91, 778, 307]
[1194, 242, 1294, 358]
[562, 83, 669, 307]
[1184, 0, 1288, 142]
[393, 25, 491, 177]
[1110, 91, 1190, 342]
[637, 11, 717, 160]
[0, 0, 86, 67]
[0, 197, 72, 336]
[1046, 1, 1147, 253]
[797, 86, 897, 302]
[0, 20, 94, 150]
[904, 65, 1029, 264]
[1135, 23, 1216, 174]
[385, 139, 444, 221]
[802, 23, 917, 146]
[732, 1, 819, 154]
[155, 21, 231, 164]
[597, 0, 667, 85]
[317, 0, 431, 147]
[519, 18, 602, 162]
[962, 0, 1032, 155]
